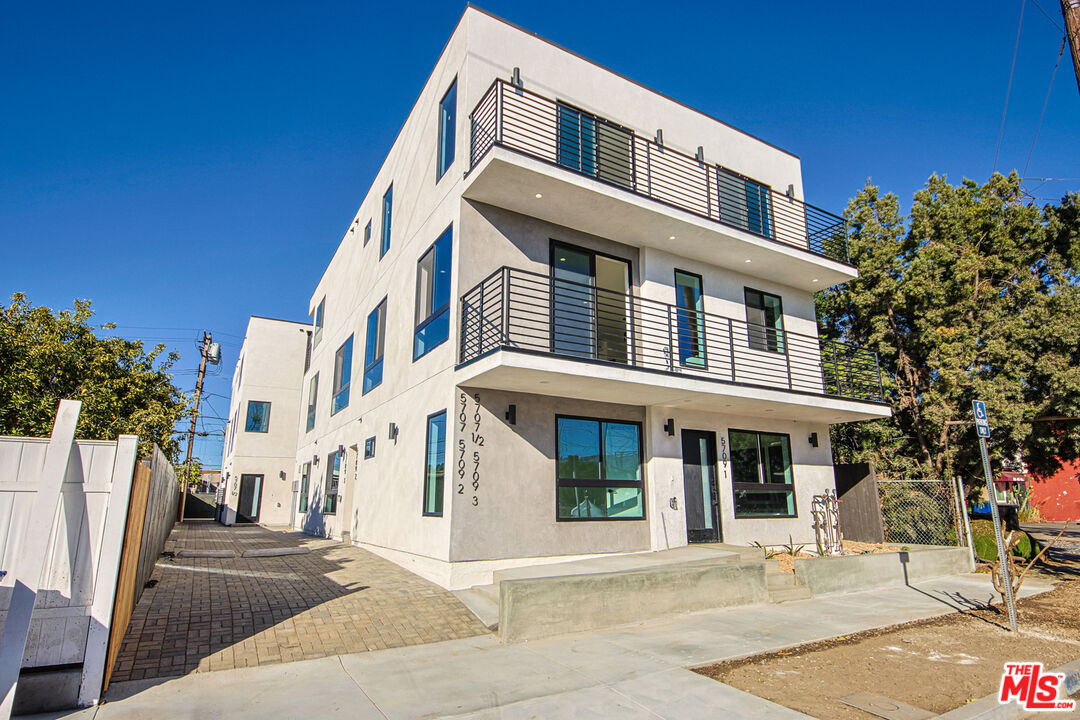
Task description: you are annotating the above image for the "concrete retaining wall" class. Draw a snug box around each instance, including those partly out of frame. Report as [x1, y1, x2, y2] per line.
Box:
[498, 561, 767, 643]
[794, 546, 974, 596]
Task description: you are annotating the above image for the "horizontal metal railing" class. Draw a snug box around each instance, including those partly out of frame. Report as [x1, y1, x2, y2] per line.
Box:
[469, 79, 849, 265]
[459, 267, 883, 403]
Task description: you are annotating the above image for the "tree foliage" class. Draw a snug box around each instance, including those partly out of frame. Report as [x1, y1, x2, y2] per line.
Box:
[0, 293, 188, 459]
[818, 173, 1080, 484]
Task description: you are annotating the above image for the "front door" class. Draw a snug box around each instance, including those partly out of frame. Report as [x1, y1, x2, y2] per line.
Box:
[237, 474, 263, 524]
[681, 430, 721, 543]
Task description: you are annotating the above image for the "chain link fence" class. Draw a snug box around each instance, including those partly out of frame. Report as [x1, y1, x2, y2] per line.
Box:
[877, 479, 962, 546]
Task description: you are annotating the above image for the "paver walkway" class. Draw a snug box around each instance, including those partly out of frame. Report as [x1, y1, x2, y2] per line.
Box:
[108, 522, 488, 683]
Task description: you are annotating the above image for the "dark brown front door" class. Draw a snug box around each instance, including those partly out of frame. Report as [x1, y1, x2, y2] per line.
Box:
[682, 430, 721, 543]
[237, 474, 263, 523]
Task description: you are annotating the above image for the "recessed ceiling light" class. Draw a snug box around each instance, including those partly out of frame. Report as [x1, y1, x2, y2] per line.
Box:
[534, 193, 543, 199]
[745, 259, 752, 263]
[812, 278, 819, 283]
[668, 235, 676, 240]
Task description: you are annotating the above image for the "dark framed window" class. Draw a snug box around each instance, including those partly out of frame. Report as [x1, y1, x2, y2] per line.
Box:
[716, 167, 773, 238]
[245, 400, 271, 433]
[299, 462, 310, 513]
[305, 373, 318, 432]
[363, 297, 387, 394]
[556, 416, 644, 520]
[331, 335, 353, 415]
[324, 451, 340, 515]
[744, 288, 785, 354]
[414, 225, 452, 359]
[423, 411, 447, 516]
[675, 270, 706, 368]
[729, 429, 796, 518]
[313, 298, 325, 346]
[437, 80, 457, 179]
[381, 185, 393, 258]
[364, 436, 376, 459]
[556, 102, 632, 189]
[363, 220, 372, 246]
[304, 330, 313, 372]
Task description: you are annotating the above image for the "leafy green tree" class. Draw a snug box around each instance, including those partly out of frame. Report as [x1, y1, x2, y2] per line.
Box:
[818, 173, 1080, 485]
[0, 293, 188, 459]
[176, 458, 204, 489]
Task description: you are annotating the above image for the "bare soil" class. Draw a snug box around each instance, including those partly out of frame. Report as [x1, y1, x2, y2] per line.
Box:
[693, 579, 1080, 718]
[773, 540, 897, 575]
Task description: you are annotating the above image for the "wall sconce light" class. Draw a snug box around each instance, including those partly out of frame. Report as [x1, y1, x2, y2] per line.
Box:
[389, 422, 399, 442]
[511, 66, 522, 88]
[655, 129, 664, 147]
[313, 454, 319, 466]
[695, 146, 704, 164]
[808, 432, 819, 448]
[786, 184, 795, 199]
[505, 404, 517, 425]
[663, 418, 675, 436]
[337, 444, 345, 456]
[279, 470, 286, 481]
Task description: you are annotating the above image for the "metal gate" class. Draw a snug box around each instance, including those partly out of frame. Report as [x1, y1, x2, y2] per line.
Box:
[877, 479, 962, 546]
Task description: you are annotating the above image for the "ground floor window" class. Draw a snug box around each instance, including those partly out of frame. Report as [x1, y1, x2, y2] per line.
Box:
[324, 451, 340, 515]
[556, 416, 643, 520]
[423, 411, 447, 516]
[729, 429, 795, 517]
[299, 462, 310, 512]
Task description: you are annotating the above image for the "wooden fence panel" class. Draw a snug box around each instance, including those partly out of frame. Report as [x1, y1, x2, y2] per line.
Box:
[834, 462, 886, 543]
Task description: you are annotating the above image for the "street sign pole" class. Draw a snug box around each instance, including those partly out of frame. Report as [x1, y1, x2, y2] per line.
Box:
[973, 400, 1017, 632]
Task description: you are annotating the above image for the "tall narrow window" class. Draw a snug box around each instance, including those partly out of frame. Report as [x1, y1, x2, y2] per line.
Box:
[304, 330, 312, 372]
[675, 270, 705, 368]
[363, 220, 372, 246]
[305, 373, 318, 432]
[556, 416, 644, 520]
[299, 462, 311, 513]
[437, 80, 457, 179]
[331, 335, 353, 415]
[381, 185, 393, 258]
[245, 400, 271, 432]
[423, 411, 447, 516]
[744, 288, 785, 353]
[363, 298, 387, 393]
[414, 225, 452, 359]
[729, 430, 795, 517]
[324, 451, 340, 515]
[313, 298, 325, 346]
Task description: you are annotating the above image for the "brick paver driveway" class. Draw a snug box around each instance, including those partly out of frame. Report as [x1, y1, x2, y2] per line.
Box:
[109, 522, 488, 683]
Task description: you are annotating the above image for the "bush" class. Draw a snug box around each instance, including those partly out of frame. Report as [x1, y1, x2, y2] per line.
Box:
[970, 519, 1039, 562]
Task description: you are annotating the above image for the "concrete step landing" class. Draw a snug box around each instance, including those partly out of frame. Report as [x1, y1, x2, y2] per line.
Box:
[452, 584, 500, 631]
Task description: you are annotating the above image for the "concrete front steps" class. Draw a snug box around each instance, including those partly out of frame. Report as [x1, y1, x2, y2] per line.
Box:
[453, 543, 813, 640]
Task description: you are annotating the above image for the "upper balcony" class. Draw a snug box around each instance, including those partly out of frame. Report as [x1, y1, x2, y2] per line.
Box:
[455, 268, 889, 423]
[463, 80, 856, 292]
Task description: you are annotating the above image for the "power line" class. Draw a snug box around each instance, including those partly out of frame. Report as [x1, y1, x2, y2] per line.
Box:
[1023, 37, 1068, 179]
[994, 0, 1027, 174]
[1031, 0, 1065, 32]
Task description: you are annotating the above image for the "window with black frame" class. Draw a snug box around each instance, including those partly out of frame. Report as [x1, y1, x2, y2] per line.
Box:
[729, 429, 795, 517]
[299, 462, 310, 513]
[423, 411, 446, 516]
[324, 451, 340, 515]
[305, 373, 318, 432]
[331, 335, 353, 415]
[245, 400, 270, 432]
[744, 288, 785, 354]
[414, 225, 452, 359]
[556, 416, 643, 520]
[363, 298, 387, 393]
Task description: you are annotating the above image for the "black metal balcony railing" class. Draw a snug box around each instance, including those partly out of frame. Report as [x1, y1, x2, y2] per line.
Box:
[459, 268, 884, 403]
[469, 80, 850, 265]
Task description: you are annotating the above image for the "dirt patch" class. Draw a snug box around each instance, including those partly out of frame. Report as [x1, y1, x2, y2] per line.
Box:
[772, 540, 898, 575]
[693, 580, 1080, 718]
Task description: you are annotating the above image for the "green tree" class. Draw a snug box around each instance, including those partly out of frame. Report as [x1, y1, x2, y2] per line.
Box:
[818, 173, 1080, 485]
[0, 293, 189, 459]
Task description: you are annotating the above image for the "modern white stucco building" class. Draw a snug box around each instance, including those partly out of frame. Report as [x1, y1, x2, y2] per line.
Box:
[285, 6, 890, 589]
[220, 316, 308, 527]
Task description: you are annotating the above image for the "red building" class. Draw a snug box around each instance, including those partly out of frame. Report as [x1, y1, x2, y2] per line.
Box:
[1030, 459, 1080, 521]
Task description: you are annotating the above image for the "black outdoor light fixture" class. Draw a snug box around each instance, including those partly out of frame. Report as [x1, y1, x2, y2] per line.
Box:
[695, 146, 704, 164]
[663, 418, 675, 436]
[808, 432, 819, 448]
[505, 404, 517, 425]
[511, 66, 522, 88]
[655, 128, 664, 147]
[388, 422, 399, 442]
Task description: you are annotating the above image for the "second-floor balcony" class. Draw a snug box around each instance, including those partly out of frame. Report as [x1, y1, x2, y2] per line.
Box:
[466, 80, 852, 285]
[457, 268, 886, 414]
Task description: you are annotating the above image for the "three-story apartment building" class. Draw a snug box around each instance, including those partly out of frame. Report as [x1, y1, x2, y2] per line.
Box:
[292, 6, 890, 589]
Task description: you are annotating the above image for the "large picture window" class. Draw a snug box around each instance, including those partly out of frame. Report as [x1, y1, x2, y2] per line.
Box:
[744, 288, 785, 354]
[305, 373, 318, 432]
[414, 225, 452, 359]
[437, 80, 457, 179]
[729, 429, 796, 518]
[331, 335, 353, 415]
[423, 411, 446, 516]
[556, 416, 644, 520]
[324, 451, 340, 515]
[245, 400, 270, 433]
[363, 298, 387, 394]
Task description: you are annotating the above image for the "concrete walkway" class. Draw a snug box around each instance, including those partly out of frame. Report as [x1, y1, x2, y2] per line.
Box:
[25, 572, 1052, 719]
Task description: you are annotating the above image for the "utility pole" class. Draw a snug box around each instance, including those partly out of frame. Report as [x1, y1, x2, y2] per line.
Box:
[1064, 0, 1080, 96]
[180, 331, 216, 522]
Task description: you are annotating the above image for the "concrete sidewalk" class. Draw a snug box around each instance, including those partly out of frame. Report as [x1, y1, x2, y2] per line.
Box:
[24, 573, 1052, 720]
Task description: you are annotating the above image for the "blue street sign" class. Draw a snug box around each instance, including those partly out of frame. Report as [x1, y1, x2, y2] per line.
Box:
[973, 400, 990, 438]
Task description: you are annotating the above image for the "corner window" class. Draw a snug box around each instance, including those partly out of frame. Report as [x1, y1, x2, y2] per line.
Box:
[364, 436, 376, 459]
[363, 220, 372, 246]
[437, 80, 457, 179]
[729, 429, 795, 518]
[363, 298, 387, 394]
[245, 401, 271, 433]
[423, 411, 447, 516]
[381, 185, 393, 258]
[305, 373, 318, 432]
[675, 270, 705, 368]
[313, 298, 325, 346]
[299, 462, 310, 513]
[324, 451, 340, 515]
[556, 416, 644, 520]
[716, 168, 773, 238]
[414, 225, 452, 359]
[744, 288, 785, 354]
[331, 335, 353, 415]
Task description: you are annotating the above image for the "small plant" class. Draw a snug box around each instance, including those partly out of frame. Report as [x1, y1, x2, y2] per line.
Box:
[750, 541, 777, 559]
[780, 535, 806, 558]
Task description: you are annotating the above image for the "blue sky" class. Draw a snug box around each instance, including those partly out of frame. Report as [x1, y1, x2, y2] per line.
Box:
[2, 1, 1076, 465]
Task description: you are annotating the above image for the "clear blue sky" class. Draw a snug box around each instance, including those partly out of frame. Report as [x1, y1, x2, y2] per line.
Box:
[2, 1, 1076, 465]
